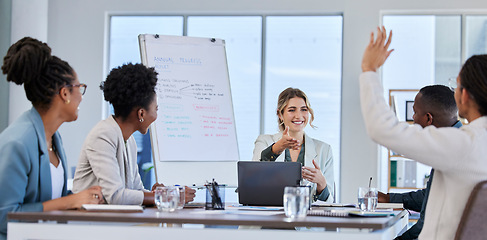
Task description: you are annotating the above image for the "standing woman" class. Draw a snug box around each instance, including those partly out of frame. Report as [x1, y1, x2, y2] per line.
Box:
[72, 63, 196, 205]
[0, 37, 103, 239]
[253, 88, 335, 202]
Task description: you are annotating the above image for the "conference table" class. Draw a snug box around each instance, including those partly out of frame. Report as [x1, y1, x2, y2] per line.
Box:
[8, 205, 408, 240]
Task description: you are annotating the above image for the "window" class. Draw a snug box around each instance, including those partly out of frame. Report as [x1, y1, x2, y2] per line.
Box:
[187, 16, 262, 163]
[109, 15, 343, 197]
[109, 16, 184, 188]
[264, 17, 342, 178]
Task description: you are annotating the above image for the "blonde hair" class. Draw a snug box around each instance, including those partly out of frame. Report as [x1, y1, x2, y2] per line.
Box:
[276, 87, 315, 131]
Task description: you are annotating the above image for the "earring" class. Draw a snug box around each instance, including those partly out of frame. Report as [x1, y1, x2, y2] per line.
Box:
[139, 118, 144, 123]
[65, 100, 70, 104]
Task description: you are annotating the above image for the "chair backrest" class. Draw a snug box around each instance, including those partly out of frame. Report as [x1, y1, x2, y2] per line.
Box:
[455, 180, 487, 240]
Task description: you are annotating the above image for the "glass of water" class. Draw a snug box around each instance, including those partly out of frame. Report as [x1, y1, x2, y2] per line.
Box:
[154, 186, 180, 212]
[283, 186, 310, 219]
[175, 185, 185, 210]
[357, 187, 378, 212]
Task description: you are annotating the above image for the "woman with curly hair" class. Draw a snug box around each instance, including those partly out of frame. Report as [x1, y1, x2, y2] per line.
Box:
[0, 37, 103, 240]
[72, 63, 195, 205]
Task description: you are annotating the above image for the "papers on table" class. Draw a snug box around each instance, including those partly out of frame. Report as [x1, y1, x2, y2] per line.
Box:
[190, 209, 282, 216]
[377, 202, 404, 210]
[311, 202, 356, 208]
[348, 210, 395, 217]
[81, 204, 144, 212]
[227, 204, 283, 211]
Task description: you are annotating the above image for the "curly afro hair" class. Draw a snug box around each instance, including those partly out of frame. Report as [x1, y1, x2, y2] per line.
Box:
[102, 63, 158, 120]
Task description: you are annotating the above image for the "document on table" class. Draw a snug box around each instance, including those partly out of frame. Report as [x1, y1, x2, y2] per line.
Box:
[311, 202, 356, 208]
[227, 204, 283, 211]
[81, 204, 144, 212]
[377, 203, 403, 210]
[348, 210, 395, 217]
[190, 209, 282, 216]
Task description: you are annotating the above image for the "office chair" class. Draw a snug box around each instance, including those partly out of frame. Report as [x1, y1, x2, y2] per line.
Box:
[454, 180, 487, 240]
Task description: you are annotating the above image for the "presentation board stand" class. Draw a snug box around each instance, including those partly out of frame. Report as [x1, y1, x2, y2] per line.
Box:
[139, 34, 239, 186]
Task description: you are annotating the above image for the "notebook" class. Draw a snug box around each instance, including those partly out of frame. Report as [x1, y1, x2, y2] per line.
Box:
[81, 204, 144, 212]
[237, 161, 302, 206]
[308, 208, 352, 217]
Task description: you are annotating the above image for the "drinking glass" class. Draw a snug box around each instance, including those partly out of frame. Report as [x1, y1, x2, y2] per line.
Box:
[154, 186, 180, 212]
[283, 186, 310, 219]
[175, 185, 185, 210]
[357, 187, 378, 212]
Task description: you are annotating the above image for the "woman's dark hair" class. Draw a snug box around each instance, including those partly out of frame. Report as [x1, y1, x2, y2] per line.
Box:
[1, 37, 75, 109]
[101, 63, 158, 120]
[459, 54, 487, 116]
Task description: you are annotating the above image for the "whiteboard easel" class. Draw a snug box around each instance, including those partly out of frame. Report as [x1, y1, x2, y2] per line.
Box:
[139, 34, 239, 186]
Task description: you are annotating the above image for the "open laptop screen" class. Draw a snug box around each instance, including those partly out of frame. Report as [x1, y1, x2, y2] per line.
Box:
[237, 161, 302, 206]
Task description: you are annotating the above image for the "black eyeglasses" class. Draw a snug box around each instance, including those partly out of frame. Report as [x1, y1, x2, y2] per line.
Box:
[65, 83, 87, 95]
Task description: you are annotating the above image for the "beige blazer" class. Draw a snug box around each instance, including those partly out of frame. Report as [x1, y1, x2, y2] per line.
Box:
[252, 132, 335, 202]
[73, 116, 147, 205]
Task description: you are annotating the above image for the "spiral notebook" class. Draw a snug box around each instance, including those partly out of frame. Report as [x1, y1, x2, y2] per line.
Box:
[307, 209, 352, 217]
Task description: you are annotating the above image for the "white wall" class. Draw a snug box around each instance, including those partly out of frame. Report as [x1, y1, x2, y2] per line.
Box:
[8, 0, 48, 124]
[0, 0, 12, 132]
[8, 0, 487, 203]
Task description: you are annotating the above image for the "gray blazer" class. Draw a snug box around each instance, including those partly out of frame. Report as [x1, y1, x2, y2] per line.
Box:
[73, 116, 147, 205]
[252, 132, 335, 202]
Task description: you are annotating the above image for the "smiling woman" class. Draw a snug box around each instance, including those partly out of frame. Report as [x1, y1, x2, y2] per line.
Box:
[72, 63, 196, 206]
[0, 37, 103, 240]
[252, 87, 335, 203]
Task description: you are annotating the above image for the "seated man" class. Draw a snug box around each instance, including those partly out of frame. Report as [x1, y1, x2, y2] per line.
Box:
[378, 85, 462, 240]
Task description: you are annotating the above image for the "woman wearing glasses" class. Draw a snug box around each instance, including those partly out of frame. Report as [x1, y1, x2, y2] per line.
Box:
[0, 37, 103, 240]
[72, 63, 196, 205]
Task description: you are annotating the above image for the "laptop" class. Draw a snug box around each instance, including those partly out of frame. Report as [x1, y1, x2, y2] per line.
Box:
[237, 161, 302, 206]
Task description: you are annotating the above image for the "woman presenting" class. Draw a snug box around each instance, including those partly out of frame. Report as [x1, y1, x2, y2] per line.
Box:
[73, 63, 195, 205]
[253, 87, 334, 202]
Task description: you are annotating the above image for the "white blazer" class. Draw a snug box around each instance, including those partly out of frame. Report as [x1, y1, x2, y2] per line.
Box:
[252, 132, 335, 202]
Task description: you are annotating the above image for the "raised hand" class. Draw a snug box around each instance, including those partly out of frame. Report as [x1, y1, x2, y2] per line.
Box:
[361, 26, 394, 72]
[302, 159, 327, 193]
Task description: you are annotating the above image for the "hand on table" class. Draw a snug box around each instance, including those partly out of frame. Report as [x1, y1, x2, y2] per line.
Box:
[184, 186, 196, 203]
[70, 186, 105, 208]
[151, 182, 165, 192]
[378, 191, 390, 203]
